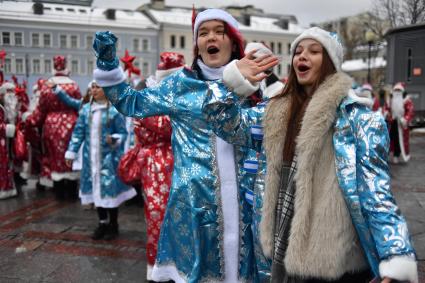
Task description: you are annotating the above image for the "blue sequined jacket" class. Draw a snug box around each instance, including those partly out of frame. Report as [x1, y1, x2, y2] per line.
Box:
[66, 102, 132, 202]
[203, 72, 417, 280]
[95, 67, 257, 282]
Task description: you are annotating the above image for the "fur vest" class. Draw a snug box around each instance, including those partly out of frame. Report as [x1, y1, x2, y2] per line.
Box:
[260, 72, 368, 279]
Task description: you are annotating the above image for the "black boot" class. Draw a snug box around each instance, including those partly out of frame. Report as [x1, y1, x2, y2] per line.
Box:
[103, 223, 119, 241]
[91, 223, 108, 240]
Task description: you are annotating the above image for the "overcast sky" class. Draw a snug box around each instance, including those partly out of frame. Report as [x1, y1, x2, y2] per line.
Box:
[92, 0, 374, 27]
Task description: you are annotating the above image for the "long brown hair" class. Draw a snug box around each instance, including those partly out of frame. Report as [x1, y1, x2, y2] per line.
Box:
[280, 47, 337, 163]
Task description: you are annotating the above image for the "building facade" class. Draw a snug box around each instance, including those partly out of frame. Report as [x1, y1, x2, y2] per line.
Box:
[0, 1, 159, 93]
[1, 0, 303, 94]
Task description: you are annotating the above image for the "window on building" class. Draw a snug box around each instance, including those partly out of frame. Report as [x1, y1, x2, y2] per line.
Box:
[44, 59, 52, 74]
[142, 39, 149, 51]
[170, 35, 176, 48]
[32, 33, 40, 47]
[87, 59, 94, 75]
[4, 58, 11, 73]
[32, 59, 41, 74]
[43, 34, 51, 47]
[407, 48, 412, 82]
[270, 42, 275, 53]
[71, 60, 79, 74]
[142, 62, 149, 76]
[2, 32, 10, 45]
[86, 35, 93, 50]
[70, 35, 78, 48]
[287, 43, 291, 55]
[180, 36, 185, 49]
[133, 38, 140, 52]
[287, 64, 291, 74]
[60, 34, 67, 48]
[278, 42, 282, 54]
[278, 64, 281, 75]
[14, 32, 23, 46]
[15, 58, 24, 74]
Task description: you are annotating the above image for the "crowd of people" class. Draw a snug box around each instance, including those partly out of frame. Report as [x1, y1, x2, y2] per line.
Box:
[0, 7, 419, 283]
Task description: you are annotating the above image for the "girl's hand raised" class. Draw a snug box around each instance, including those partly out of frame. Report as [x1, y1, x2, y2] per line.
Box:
[235, 49, 279, 84]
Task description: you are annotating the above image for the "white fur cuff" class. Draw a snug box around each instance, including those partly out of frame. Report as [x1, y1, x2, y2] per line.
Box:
[93, 67, 126, 87]
[65, 151, 77, 160]
[263, 81, 284, 99]
[223, 60, 259, 97]
[379, 255, 418, 283]
[6, 124, 16, 138]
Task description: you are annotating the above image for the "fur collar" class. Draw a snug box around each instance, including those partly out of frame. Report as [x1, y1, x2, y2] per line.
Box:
[260, 72, 353, 257]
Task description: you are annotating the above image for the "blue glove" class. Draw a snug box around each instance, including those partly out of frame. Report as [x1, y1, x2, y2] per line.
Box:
[93, 31, 119, 71]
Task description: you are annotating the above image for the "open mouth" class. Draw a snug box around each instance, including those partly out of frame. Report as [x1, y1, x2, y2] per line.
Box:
[207, 46, 220, 55]
[297, 64, 310, 73]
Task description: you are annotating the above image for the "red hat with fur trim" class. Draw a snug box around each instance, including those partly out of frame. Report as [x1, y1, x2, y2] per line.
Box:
[155, 52, 185, 82]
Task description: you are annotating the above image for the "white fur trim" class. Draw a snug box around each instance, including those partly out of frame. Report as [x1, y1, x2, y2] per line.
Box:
[147, 264, 154, 280]
[48, 76, 75, 85]
[65, 151, 77, 160]
[223, 60, 259, 97]
[193, 9, 238, 42]
[0, 188, 17, 199]
[53, 85, 63, 94]
[39, 177, 53, 188]
[291, 27, 343, 71]
[348, 89, 374, 108]
[21, 111, 31, 122]
[396, 119, 410, 163]
[379, 255, 418, 283]
[51, 171, 80, 181]
[155, 66, 183, 82]
[216, 136, 240, 283]
[152, 263, 186, 283]
[5, 124, 16, 138]
[263, 81, 284, 99]
[93, 67, 126, 87]
[245, 42, 272, 58]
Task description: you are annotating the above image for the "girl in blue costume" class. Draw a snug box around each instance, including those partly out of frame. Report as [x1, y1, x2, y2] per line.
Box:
[203, 27, 418, 283]
[92, 8, 277, 283]
[64, 81, 136, 240]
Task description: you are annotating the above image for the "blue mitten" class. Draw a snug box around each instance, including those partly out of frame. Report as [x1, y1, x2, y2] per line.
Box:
[93, 31, 119, 71]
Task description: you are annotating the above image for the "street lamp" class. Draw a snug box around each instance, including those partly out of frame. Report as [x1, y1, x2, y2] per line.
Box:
[365, 29, 376, 84]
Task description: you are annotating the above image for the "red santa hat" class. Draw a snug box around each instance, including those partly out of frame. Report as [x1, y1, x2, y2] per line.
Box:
[53, 55, 70, 76]
[155, 52, 185, 82]
[393, 82, 405, 92]
[192, 8, 245, 61]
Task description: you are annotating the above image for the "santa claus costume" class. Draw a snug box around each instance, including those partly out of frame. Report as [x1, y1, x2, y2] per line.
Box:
[20, 79, 45, 182]
[24, 55, 81, 196]
[389, 82, 414, 163]
[0, 81, 18, 199]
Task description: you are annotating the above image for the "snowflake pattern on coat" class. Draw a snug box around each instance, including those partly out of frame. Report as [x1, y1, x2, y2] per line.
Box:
[133, 116, 173, 265]
[25, 77, 81, 181]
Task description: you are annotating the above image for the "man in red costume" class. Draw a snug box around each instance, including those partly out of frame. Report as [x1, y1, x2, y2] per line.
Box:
[389, 82, 414, 163]
[24, 55, 81, 198]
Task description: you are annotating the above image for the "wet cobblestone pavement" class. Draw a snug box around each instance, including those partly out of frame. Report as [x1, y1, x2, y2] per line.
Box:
[0, 134, 424, 282]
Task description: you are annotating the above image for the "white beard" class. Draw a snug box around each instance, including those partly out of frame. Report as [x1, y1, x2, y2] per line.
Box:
[391, 91, 405, 119]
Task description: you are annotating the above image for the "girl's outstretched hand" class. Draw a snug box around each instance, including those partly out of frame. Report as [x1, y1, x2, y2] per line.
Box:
[236, 49, 279, 84]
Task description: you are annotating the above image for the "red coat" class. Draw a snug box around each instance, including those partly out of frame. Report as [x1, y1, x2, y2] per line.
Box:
[0, 106, 16, 198]
[134, 116, 173, 265]
[25, 76, 81, 183]
[389, 97, 414, 159]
